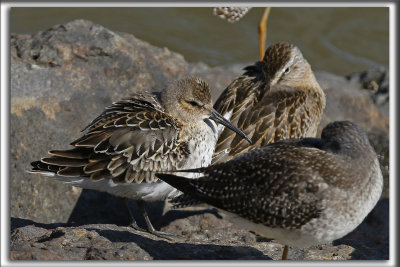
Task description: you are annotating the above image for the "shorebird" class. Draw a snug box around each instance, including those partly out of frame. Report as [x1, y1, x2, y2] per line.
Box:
[29, 77, 251, 238]
[212, 42, 326, 164]
[213, 7, 272, 60]
[156, 121, 383, 260]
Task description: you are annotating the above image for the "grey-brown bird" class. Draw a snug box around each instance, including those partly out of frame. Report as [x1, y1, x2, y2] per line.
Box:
[29, 77, 251, 238]
[212, 42, 326, 164]
[156, 121, 383, 260]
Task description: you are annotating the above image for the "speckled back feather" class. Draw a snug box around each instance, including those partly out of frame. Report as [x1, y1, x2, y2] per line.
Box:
[212, 42, 325, 164]
[213, 7, 252, 23]
[161, 141, 330, 229]
[31, 93, 190, 184]
[159, 121, 382, 230]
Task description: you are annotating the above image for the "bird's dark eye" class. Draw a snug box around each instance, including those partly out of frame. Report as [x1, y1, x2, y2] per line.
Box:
[284, 67, 290, 74]
[188, 101, 200, 107]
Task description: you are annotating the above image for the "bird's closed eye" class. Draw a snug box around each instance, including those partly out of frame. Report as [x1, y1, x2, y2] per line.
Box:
[284, 67, 290, 74]
[188, 101, 200, 107]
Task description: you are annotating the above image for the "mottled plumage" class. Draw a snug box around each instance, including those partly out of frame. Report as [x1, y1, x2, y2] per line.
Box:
[213, 42, 326, 164]
[157, 121, 383, 258]
[213, 7, 252, 23]
[29, 77, 251, 237]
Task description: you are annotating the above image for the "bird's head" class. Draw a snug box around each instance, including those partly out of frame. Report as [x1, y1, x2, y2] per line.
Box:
[262, 42, 316, 88]
[161, 77, 252, 143]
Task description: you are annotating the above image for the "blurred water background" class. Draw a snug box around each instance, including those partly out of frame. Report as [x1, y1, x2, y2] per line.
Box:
[10, 7, 389, 76]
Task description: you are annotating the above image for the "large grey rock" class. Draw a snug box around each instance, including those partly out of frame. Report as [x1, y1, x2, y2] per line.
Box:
[346, 67, 389, 117]
[10, 19, 389, 260]
[10, 198, 388, 260]
[11, 19, 191, 223]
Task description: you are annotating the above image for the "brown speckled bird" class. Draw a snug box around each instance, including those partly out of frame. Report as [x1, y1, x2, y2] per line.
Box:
[29, 77, 251, 238]
[212, 42, 326, 164]
[156, 121, 383, 260]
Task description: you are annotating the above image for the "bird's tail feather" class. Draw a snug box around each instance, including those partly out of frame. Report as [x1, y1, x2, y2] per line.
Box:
[30, 160, 61, 174]
[156, 173, 221, 210]
[156, 173, 203, 208]
[155, 173, 196, 194]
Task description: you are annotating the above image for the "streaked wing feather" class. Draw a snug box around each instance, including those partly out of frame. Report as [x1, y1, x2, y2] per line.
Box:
[168, 145, 332, 229]
[34, 94, 189, 184]
[213, 86, 311, 163]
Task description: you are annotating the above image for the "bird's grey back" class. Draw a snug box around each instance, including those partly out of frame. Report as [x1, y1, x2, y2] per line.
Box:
[170, 121, 382, 230]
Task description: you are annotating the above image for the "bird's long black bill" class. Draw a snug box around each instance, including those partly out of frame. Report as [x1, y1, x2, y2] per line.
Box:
[209, 108, 252, 144]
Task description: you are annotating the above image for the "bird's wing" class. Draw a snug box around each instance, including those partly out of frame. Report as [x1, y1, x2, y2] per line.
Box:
[213, 85, 312, 164]
[34, 94, 190, 184]
[213, 76, 246, 120]
[213, 63, 265, 125]
[162, 145, 341, 229]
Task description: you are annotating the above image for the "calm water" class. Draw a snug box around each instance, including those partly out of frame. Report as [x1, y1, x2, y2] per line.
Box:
[10, 7, 389, 76]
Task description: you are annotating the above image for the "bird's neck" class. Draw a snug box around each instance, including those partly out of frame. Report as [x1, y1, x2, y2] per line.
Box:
[298, 68, 326, 110]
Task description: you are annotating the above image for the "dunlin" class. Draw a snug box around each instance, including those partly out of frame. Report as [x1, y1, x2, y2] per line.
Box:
[212, 42, 326, 164]
[30, 77, 251, 238]
[157, 121, 383, 259]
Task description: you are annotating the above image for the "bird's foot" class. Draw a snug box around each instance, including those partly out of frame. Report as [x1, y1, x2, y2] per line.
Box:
[147, 229, 178, 241]
[127, 219, 177, 241]
[128, 221, 147, 233]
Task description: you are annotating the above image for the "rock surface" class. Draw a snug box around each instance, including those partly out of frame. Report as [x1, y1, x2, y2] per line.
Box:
[9, 198, 389, 260]
[10, 20, 389, 260]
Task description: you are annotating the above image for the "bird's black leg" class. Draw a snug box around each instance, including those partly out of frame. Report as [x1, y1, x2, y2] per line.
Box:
[121, 197, 147, 232]
[136, 199, 177, 240]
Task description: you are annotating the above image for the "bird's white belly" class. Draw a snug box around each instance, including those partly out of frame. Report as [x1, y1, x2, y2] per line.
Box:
[182, 122, 218, 177]
[221, 211, 320, 248]
[51, 120, 218, 201]
[55, 175, 180, 201]
[220, 208, 353, 248]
